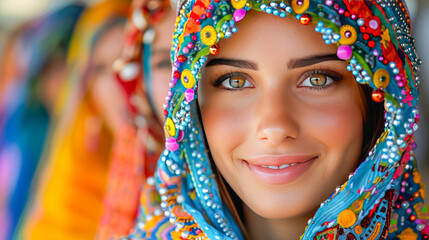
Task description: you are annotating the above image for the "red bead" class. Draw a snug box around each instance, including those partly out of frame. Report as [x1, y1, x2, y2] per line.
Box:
[173, 70, 181, 79]
[206, 12, 212, 18]
[368, 40, 376, 48]
[192, 35, 197, 41]
[372, 89, 385, 102]
[178, 55, 187, 63]
[410, 215, 416, 221]
[363, 33, 370, 40]
[383, 59, 389, 65]
[209, 44, 220, 55]
[163, 110, 168, 116]
[300, 14, 312, 25]
[345, 11, 350, 17]
[360, 26, 366, 33]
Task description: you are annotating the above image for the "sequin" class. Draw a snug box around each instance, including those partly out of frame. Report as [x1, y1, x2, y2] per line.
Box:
[373, 69, 390, 89]
[337, 209, 357, 228]
[181, 69, 196, 89]
[354, 225, 363, 235]
[291, 0, 310, 14]
[200, 25, 217, 46]
[165, 117, 176, 137]
[339, 25, 357, 45]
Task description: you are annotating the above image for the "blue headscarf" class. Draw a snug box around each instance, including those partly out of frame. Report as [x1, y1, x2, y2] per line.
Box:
[124, 0, 427, 239]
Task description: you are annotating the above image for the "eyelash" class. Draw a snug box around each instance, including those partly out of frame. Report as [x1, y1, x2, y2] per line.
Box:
[213, 72, 253, 91]
[212, 69, 343, 91]
[298, 69, 343, 91]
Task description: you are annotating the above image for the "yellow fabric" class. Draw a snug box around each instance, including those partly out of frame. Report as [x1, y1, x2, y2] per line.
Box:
[21, 0, 131, 239]
[23, 97, 112, 240]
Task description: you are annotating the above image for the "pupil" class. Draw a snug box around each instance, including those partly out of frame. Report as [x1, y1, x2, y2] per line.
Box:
[230, 78, 243, 88]
[310, 74, 326, 86]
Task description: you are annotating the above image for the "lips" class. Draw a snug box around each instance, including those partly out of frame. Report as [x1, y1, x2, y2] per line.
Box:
[243, 155, 317, 185]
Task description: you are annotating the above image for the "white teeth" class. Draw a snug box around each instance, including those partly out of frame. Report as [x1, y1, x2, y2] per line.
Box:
[279, 164, 290, 169]
[260, 163, 297, 169]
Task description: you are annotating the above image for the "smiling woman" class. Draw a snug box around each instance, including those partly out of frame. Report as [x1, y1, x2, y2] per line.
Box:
[126, 0, 427, 240]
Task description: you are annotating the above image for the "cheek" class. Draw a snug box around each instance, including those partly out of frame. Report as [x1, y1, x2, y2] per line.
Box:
[199, 95, 251, 169]
[299, 86, 363, 173]
[91, 75, 124, 119]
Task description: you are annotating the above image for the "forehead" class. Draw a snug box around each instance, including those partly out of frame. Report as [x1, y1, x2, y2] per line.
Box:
[214, 11, 337, 61]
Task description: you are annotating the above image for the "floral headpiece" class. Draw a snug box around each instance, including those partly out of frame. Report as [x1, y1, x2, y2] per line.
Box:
[132, 1, 428, 239]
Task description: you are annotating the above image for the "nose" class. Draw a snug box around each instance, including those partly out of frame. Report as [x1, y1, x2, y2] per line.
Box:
[255, 90, 299, 145]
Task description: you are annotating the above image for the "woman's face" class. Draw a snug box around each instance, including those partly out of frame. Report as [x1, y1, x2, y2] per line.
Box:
[90, 23, 127, 132]
[199, 12, 364, 220]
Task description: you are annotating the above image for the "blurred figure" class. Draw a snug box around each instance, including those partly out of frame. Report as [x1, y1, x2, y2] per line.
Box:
[21, 0, 131, 239]
[95, 0, 175, 238]
[0, 5, 84, 240]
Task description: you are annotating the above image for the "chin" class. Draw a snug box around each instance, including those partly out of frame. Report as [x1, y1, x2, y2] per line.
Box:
[243, 192, 316, 219]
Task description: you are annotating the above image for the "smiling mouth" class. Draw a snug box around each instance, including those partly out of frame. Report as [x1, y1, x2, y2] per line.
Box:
[243, 156, 317, 185]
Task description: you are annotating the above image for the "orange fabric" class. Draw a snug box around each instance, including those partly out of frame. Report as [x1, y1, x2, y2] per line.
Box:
[23, 97, 112, 240]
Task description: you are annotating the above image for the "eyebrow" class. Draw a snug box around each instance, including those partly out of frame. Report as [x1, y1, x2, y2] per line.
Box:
[205, 58, 258, 70]
[205, 53, 341, 71]
[288, 53, 341, 69]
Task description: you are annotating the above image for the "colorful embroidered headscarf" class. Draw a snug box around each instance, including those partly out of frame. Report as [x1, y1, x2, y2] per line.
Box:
[0, 5, 83, 240]
[21, 1, 130, 240]
[123, 0, 428, 239]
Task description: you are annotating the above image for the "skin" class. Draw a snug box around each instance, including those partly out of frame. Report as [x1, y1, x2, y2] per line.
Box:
[40, 57, 67, 113]
[149, 10, 176, 121]
[199, 12, 364, 240]
[89, 24, 128, 133]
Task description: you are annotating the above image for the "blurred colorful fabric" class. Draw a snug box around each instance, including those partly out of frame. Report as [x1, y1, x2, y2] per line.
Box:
[0, 4, 84, 240]
[20, 1, 131, 240]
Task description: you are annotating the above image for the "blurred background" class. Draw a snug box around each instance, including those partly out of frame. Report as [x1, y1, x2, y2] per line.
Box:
[0, 0, 91, 47]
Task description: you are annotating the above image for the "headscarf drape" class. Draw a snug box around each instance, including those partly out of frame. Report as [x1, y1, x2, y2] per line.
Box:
[123, 0, 428, 239]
